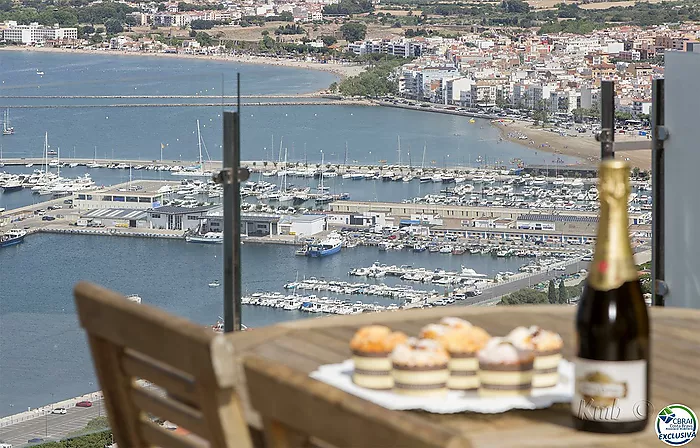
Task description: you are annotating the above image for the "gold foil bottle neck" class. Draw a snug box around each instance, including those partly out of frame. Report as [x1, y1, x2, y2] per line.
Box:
[588, 160, 639, 291]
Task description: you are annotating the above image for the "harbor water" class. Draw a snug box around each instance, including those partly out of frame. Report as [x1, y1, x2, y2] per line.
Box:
[0, 233, 525, 417]
[0, 52, 580, 166]
[1, 51, 580, 418]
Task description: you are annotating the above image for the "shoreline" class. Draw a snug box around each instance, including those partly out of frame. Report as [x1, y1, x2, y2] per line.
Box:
[0, 45, 365, 81]
[2, 46, 649, 168]
[493, 120, 652, 170]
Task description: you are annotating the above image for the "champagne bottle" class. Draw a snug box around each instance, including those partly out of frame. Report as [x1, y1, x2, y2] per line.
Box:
[572, 160, 650, 433]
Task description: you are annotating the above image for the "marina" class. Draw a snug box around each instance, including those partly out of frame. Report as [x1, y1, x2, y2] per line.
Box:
[0, 51, 646, 426]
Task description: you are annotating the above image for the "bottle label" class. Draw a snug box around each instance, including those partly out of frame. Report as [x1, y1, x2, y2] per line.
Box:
[572, 358, 647, 423]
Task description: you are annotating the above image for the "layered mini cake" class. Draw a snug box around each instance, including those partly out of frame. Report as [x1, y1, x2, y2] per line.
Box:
[391, 338, 450, 397]
[350, 325, 407, 390]
[507, 326, 563, 388]
[420, 321, 491, 391]
[477, 337, 535, 397]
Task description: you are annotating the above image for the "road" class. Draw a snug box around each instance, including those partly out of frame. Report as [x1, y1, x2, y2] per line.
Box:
[464, 258, 589, 306]
[0, 398, 106, 446]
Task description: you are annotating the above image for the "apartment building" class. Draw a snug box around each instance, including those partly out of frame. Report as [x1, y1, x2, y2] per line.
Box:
[2, 21, 77, 44]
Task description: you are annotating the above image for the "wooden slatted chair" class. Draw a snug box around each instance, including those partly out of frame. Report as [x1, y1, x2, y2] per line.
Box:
[74, 281, 253, 448]
[243, 356, 471, 448]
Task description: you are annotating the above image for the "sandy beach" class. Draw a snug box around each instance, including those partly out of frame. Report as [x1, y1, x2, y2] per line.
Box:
[495, 120, 652, 170]
[0, 46, 366, 81]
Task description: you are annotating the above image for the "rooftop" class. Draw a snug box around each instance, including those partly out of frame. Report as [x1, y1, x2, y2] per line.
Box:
[150, 205, 216, 215]
[518, 214, 599, 223]
[103, 180, 180, 196]
[82, 209, 148, 220]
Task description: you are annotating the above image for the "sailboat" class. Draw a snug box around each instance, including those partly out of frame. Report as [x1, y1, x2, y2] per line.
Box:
[2, 109, 14, 135]
[278, 148, 293, 203]
[87, 146, 102, 168]
[0, 144, 4, 167]
[419, 143, 431, 183]
[315, 151, 333, 205]
[172, 120, 211, 177]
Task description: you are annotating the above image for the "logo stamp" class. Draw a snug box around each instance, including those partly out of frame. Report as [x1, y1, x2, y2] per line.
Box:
[656, 404, 697, 446]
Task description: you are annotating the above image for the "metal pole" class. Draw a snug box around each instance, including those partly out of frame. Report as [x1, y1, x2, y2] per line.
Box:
[220, 74, 246, 332]
[598, 81, 615, 159]
[651, 79, 666, 306]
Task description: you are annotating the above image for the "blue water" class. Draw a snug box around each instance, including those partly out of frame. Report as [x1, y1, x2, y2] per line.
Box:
[0, 51, 571, 418]
[0, 234, 525, 417]
[0, 51, 580, 166]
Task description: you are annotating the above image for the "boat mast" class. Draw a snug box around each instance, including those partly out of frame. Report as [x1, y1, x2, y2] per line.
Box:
[283, 147, 288, 192]
[57, 146, 60, 177]
[319, 150, 324, 192]
[196, 119, 203, 175]
[397, 135, 401, 167]
[44, 132, 48, 174]
[344, 142, 348, 167]
[421, 142, 426, 170]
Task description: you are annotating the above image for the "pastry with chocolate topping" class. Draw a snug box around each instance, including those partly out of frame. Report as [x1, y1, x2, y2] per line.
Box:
[420, 319, 491, 391]
[507, 326, 563, 388]
[390, 338, 450, 397]
[477, 337, 535, 397]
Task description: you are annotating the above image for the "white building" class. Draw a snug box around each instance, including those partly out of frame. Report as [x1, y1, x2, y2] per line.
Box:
[443, 77, 473, 105]
[73, 181, 169, 210]
[549, 89, 580, 113]
[147, 205, 217, 231]
[2, 21, 78, 44]
[279, 214, 325, 236]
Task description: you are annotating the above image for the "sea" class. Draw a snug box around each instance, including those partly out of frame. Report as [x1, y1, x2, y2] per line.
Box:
[0, 51, 577, 417]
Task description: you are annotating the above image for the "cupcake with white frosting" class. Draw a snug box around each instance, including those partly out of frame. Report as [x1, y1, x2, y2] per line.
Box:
[350, 325, 407, 390]
[421, 320, 491, 391]
[390, 338, 450, 397]
[507, 326, 563, 388]
[477, 337, 535, 397]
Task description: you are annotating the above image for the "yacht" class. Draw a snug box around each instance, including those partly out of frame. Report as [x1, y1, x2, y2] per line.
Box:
[419, 176, 432, 183]
[0, 229, 27, 248]
[306, 233, 342, 257]
[208, 280, 221, 288]
[1, 180, 23, 192]
[185, 231, 223, 244]
[532, 176, 547, 186]
[126, 294, 142, 304]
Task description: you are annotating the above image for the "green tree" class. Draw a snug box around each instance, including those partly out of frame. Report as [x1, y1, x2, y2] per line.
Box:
[500, 288, 548, 305]
[104, 18, 123, 34]
[548, 279, 556, 304]
[501, 0, 529, 13]
[320, 35, 337, 46]
[558, 278, 567, 304]
[615, 111, 633, 121]
[340, 21, 367, 42]
[328, 82, 338, 93]
[195, 31, 213, 47]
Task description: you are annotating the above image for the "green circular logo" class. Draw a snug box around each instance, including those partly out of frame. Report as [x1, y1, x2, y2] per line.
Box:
[656, 404, 697, 446]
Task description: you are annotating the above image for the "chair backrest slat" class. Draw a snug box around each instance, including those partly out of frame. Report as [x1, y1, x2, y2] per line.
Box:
[244, 355, 471, 448]
[74, 281, 253, 448]
[130, 386, 208, 438]
[140, 420, 208, 448]
[122, 350, 198, 407]
[75, 281, 214, 378]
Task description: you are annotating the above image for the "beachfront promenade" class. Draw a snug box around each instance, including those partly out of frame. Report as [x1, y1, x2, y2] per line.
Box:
[0, 392, 105, 446]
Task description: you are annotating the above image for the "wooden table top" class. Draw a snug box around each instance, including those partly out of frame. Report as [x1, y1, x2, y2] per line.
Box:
[226, 305, 700, 447]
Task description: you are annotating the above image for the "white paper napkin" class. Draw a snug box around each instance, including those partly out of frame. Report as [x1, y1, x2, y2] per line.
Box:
[310, 359, 574, 414]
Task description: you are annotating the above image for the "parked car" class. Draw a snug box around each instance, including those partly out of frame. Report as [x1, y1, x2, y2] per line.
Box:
[75, 400, 92, 408]
[27, 438, 44, 444]
[41, 216, 56, 221]
[51, 407, 67, 415]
